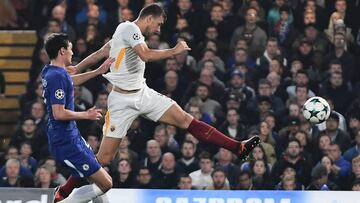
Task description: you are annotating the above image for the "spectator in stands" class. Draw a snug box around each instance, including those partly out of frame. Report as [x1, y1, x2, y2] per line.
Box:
[327, 143, 351, 182]
[286, 70, 315, 99]
[51, 5, 76, 42]
[348, 114, 360, 139]
[176, 140, 199, 175]
[219, 108, 247, 141]
[86, 133, 100, 154]
[20, 82, 44, 116]
[19, 141, 37, 174]
[324, 32, 355, 83]
[325, 112, 351, 152]
[153, 152, 179, 189]
[153, 124, 180, 157]
[9, 117, 40, 150]
[159, 70, 183, 104]
[343, 130, 360, 162]
[347, 156, 360, 189]
[214, 148, 240, 189]
[272, 6, 296, 50]
[197, 49, 225, 81]
[225, 70, 255, 108]
[133, 167, 153, 189]
[177, 174, 193, 189]
[205, 167, 230, 190]
[247, 79, 285, 120]
[0, 158, 22, 187]
[196, 26, 228, 61]
[0, 0, 18, 28]
[235, 170, 253, 190]
[267, 71, 288, 102]
[230, 7, 267, 58]
[275, 166, 304, 190]
[39, 18, 61, 41]
[139, 140, 162, 175]
[352, 179, 360, 191]
[317, 97, 347, 132]
[293, 23, 328, 55]
[189, 151, 214, 189]
[76, 2, 106, 32]
[250, 159, 274, 189]
[272, 139, 312, 187]
[183, 67, 225, 105]
[194, 83, 222, 124]
[0, 71, 5, 99]
[320, 71, 353, 115]
[306, 164, 339, 190]
[34, 165, 57, 188]
[256, 38, 284, 77]
[320, 155, 341, 187]
[113, 158, 134, 188]
[42, 157, 66, 186]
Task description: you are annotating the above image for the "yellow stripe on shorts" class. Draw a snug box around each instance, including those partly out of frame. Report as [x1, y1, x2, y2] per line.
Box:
[114, 48, 126, 70]
[103, 111, 110, 136]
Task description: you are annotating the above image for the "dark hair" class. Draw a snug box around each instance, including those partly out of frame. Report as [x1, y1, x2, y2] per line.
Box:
[266, 37, 278, 44]
[295, 84, 308, 93]
[329, 59, 342, 68]
[44, 33, 70, 59]
[287, 138, 301, 148]
[199, 151, 212, 161]
[182, 140, 195, 149]
[211, 167, 226, 177]
[295, 69, 308, 77]
[139, 3, 166, 20]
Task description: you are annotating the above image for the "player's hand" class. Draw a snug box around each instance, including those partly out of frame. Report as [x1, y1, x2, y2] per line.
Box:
[96, 58, 115, 75]
[65, 65, 77, 75]
[86, 106, 103, 120]
[173, 41, 191, 55]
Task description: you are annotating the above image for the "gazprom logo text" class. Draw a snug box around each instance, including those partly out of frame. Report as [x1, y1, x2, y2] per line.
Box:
[156, 197, 291, 203]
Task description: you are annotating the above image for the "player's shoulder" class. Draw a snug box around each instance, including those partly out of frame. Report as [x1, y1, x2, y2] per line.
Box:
[116, 21, 139, 33]
[43, 65, 66, 80]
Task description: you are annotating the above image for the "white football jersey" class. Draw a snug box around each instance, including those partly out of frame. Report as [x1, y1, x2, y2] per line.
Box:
[103, 21, 146, 90]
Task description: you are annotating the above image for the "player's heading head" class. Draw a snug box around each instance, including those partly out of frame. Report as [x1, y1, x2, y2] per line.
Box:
[138, 3, 166, 36]
[44, 33, 73, 66]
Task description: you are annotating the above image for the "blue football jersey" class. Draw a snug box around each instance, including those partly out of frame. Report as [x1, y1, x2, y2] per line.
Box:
[41, 64, 77, 146]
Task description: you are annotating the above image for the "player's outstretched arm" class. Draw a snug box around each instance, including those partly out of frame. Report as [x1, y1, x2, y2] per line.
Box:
[133, 41, 191, 62]
[71, 58, 114, 86]
[69, 41, 111, 74]
[52, 105, 102, 121]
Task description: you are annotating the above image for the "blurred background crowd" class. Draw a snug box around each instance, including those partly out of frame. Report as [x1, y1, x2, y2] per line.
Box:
[1, 0, 360, 191]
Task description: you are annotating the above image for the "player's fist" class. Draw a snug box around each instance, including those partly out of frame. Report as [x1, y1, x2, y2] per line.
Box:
[65, 65, 77, 75]
[173, 41, 191, 55]
[86, 106, 103, 120]
[96, 57, 115, 75]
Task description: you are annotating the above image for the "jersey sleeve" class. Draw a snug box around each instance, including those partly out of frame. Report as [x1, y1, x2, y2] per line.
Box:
[123, 24, 145, 48]
[46, 74, 68, 105]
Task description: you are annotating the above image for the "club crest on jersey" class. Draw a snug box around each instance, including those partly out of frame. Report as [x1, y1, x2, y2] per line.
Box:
[110, 125, 115, 132]
[82, 164, 89, 171]
[133, 33, 140, 40]
[55, 89, 65, 100]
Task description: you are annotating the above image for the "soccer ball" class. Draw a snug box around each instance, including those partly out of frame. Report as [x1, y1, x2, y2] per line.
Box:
[302, 96, 331, 124]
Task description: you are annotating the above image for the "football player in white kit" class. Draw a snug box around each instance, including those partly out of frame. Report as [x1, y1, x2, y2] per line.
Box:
[74, 3, 260, 169]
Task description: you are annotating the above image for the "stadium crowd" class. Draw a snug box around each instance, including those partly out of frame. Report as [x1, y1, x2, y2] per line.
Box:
[1, 0, 360, 191]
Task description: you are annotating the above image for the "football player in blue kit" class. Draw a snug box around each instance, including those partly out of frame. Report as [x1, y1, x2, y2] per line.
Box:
[42, 33, 114, 203]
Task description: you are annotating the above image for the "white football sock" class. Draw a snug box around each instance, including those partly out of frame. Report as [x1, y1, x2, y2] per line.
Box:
[93, 194, 109, 203]
[59, 184, 104, 203]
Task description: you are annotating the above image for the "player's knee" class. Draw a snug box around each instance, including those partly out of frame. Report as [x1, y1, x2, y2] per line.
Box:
[96, 154, 112, 166]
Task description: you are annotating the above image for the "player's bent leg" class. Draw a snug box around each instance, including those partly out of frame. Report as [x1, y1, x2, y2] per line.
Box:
[159, 103, 260, 160]
[58, 168, 112, 203]
[96, 136, 122, 166]
[159, 103, 193, 129]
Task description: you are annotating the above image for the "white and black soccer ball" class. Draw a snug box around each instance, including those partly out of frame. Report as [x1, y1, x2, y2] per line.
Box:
[302, 96, 331, 124]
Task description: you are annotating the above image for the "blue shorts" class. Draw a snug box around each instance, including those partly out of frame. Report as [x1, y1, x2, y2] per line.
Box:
[50, 135, 101, 178]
